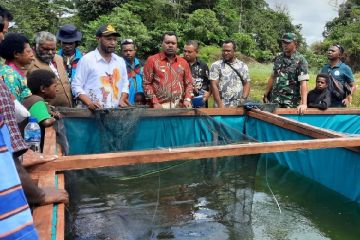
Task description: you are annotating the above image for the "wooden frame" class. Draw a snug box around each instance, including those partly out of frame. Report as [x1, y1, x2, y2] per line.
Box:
[31, 108, 360, 239]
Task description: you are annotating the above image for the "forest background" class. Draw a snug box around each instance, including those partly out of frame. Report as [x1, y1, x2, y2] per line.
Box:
[2, 0, 360, 106]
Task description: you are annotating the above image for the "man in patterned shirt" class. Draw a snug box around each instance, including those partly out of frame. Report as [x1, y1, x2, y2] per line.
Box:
[263, 32, 309, 114]
[143, 32, 193, 109]
[210, 40, 250, 108]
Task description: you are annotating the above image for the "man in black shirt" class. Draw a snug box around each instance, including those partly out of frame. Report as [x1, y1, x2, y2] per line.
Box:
[183, 40, 210, 107]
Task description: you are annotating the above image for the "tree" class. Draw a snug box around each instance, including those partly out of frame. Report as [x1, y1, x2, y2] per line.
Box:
[183, 9, 227, 45]
[323, 0, 360, 70]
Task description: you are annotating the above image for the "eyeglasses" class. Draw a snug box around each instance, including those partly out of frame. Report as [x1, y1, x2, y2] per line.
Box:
[121, 39, 134, 45]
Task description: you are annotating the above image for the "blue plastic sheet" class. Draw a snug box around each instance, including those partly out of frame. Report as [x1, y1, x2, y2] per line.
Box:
[63, 112, 360, 203]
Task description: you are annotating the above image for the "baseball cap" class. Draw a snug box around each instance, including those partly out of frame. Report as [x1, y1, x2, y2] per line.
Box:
[281, 32, 297, 43]
[96, 24, 120, 37]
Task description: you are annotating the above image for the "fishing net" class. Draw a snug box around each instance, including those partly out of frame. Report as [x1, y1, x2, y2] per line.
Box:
[56, 106, 263, 239]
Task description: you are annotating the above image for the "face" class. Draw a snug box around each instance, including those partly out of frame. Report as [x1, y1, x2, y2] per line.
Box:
[282, 40, 297, 55]
[135, 94, 146, 105]
[327, 46, 341, 60]
[316, 77, 328, 91]
[162, 35, 177, 56]
[36, 40, 56, 64]
[98, 35, 117, 54]
[222, 43, 235, 62]
[61, 41, 76, 56]
[183, 44, 197, 63]
[43, 81, 57, 99]
[121, 44, 136, 62]
[0, 19, 9, 43]
[14, 43, 34, 66]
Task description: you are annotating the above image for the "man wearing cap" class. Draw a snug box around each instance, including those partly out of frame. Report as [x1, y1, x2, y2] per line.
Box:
[72, 24, 129, 109]
[143, 32, 193, 109]
[263, 32, 309, 114]
[120, 39, 144, 105]
[57, 24, 84, 83]
[320, 45, 356, 107]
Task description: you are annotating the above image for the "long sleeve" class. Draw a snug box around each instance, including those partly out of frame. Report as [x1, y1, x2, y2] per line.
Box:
[183, 62, 193, 99]
[143, 56, 159, 104]
[71, 57, 87, 98]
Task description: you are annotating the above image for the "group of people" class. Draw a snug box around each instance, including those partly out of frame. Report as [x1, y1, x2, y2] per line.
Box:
[0, 3, 357, 238]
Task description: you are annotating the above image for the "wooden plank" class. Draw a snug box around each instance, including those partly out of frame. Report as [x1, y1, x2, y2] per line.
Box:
[29, 137, 360, 173]
[55, 174, 65, 240]
[247, 109, 360, 152]
[57, 107, 360, 118]
[32, 171, 55, 240]
[32, 127, 65, 240]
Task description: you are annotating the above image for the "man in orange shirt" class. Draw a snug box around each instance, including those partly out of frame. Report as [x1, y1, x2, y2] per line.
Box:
[143, 32, 193, 108]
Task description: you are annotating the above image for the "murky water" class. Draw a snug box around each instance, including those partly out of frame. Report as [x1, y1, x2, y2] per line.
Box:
[65, 155, 360, 240]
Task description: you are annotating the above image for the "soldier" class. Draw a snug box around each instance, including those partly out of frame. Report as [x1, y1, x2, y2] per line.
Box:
[263, 32, 309, 114]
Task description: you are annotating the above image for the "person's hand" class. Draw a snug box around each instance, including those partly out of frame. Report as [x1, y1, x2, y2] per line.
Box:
[183, 100, 192, 108]
[51, 110, 62, 119]
[218, 101, 225, 108]
[202, 91, 210, 102]
[40, 187, 69, 205]
[80, 95, 102, 110]
[153, 103, 163, 109]
[22, 149, 58, 168]
[297, 104, 307, 115]
[342, 96, 352, 106]
[263, 94, 270, 103]
[118, 99, 129, 107]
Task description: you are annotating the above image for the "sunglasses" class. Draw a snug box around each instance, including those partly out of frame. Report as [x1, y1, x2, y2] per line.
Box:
[121, 39, 134, 45]
[335, 44, 344, 53]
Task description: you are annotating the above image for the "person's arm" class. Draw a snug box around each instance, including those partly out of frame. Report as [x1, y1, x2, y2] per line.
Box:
[342, 66, 356, 106]
[118, 59, 130, 107]
[297, 80, 308, 114]
[263, 74, 275, 103]
[183, 62, 193, 108]
[210, 80, 223, 108]
[71, 57, 101, 110]
[143, 57, 162, 108]
[14, 156, 68, 205]
[242, 81, 250, 100]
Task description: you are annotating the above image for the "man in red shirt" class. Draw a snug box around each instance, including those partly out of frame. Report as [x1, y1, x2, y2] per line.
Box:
[143, 32, 193, 108]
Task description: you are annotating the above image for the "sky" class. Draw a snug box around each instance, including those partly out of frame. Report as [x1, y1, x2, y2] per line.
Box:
[265, 0, 342, 45]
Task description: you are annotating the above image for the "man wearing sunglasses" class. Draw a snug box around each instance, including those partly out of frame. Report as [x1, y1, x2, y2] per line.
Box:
[320, 45, 356, 107]
[120, 39, 144, 105]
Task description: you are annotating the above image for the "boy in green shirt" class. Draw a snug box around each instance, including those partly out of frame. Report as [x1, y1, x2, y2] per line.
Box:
[23, 69, 59, 151]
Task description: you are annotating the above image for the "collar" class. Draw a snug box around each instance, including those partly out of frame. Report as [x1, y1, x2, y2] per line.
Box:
[94, 48, 117, 63]
[283, 51, 298, 60]
[58, 48, 82, 60]
[159, 51, 178, 62]
[125, 57, 141, 67]
[5, 61, 26, 77]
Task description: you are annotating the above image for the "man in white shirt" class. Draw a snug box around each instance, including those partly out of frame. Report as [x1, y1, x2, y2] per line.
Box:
[72, 24, 129, 109]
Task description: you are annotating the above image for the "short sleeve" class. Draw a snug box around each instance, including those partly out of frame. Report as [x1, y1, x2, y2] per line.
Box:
[28, 101, 51, 123]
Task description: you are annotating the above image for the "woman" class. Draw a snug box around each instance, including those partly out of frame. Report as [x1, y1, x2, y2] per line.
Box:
[0, 32, 34, 102]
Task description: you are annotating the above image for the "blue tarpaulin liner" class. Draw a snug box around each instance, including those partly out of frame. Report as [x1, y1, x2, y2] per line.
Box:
[62, 111, 360, 203]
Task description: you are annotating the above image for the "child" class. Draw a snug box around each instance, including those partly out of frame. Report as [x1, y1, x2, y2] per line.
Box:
[134, 92, 147, 106]
[22, 69, 59, 151]
[307, 73, 331, 110]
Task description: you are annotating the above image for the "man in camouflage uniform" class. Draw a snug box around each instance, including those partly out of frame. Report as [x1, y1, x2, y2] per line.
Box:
[210, 40, 250, 108]
[263, 33, 309, 114]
